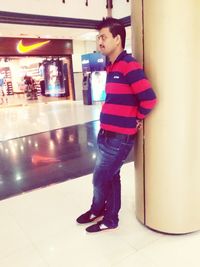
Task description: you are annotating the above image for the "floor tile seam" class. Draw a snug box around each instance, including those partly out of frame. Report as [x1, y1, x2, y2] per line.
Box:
[0, 241, 36, 263]
[110, 249, 138, 267]
[110, 242, 163, 267]
[8, 211, 67, 256]
[0, 244, 50, 267]
[7, 198, 75, 245]
[28, 241, 51, 267]
[5, 210, 42, 247]
[128, 235, 166, 253]
[1, 180, 70, 205]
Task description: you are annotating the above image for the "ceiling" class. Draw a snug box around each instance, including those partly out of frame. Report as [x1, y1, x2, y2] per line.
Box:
[0, 23, 96, 40]
[0, 22, 131, 42]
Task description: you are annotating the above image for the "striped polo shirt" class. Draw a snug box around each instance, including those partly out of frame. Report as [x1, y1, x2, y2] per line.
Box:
[100, 51, 157, 135]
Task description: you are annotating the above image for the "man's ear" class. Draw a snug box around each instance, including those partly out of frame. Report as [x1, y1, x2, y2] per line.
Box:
[115, 34, 121, 46]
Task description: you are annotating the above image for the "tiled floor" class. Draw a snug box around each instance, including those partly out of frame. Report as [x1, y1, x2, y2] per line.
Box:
[0, 100, 101, 141]
[0, 100, 200, 267]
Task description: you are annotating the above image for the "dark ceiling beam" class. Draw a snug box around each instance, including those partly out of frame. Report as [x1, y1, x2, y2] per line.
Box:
[0, 11, 131, 29]
[0, 11, 100, 29]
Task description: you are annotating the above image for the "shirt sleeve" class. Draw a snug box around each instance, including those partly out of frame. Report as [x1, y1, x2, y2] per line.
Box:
[125, 60, 157, 120]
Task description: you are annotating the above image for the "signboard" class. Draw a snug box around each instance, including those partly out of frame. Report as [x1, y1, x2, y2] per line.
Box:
[0, 37, 73, 56]
[81, 53, 106, 73]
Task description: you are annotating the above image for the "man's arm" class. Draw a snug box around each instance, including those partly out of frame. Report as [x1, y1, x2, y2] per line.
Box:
[126, 60, 157, 120]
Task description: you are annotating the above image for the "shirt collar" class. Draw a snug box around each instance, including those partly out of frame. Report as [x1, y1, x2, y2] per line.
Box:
[107, 50, 127, 67]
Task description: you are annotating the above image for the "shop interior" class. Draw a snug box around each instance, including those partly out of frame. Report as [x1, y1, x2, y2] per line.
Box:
[0, 56, 74, 106]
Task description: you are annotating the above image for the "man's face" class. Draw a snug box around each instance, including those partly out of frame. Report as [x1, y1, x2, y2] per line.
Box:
[97, 27, 118, 57]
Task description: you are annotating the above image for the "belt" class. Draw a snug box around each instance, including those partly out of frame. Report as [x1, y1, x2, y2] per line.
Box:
[99, 129, 135, 141]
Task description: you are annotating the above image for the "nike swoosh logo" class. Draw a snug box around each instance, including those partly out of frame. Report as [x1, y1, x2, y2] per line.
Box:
[17, 40, 50, 54]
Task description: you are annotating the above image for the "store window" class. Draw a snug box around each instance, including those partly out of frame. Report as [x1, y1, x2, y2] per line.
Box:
[0, 56, 74, 106]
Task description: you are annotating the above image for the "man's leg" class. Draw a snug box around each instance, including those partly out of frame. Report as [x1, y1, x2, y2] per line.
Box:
[90, 132, 135, 228]
[103, 171, 121, 226]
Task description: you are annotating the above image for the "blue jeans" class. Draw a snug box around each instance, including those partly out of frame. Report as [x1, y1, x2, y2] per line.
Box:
[90, 129, 135, 227]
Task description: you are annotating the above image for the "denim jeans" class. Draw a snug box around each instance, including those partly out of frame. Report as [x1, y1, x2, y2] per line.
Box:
[90, 129, 135, 227]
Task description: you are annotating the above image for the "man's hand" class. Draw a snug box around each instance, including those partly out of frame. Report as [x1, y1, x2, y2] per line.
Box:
[136, 120, 143, 130]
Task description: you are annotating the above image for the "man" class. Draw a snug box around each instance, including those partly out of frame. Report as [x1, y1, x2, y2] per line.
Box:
[76, 17, 157, 233]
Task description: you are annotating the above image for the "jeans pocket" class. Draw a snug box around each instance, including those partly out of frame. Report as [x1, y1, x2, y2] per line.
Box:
[105, 136, 121, 151]
[119, 139, 135, 159]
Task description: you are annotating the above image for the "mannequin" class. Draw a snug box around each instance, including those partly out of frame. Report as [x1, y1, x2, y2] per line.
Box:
[0, 72, 8, 104]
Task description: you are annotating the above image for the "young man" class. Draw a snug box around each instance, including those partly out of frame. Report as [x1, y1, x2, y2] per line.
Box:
[76, 17, 157, 233]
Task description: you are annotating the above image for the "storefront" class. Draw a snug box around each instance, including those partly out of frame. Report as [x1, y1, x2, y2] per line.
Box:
[0, 37, 75, 106]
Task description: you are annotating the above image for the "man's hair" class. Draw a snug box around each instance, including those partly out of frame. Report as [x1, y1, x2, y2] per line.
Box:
[97, 17, 126, 49]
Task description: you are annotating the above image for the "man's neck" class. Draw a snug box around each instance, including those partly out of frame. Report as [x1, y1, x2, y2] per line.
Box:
[109, 48, 124, 64]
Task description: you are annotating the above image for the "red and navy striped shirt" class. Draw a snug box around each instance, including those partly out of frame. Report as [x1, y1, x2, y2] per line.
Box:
[100, 51, 157, 135]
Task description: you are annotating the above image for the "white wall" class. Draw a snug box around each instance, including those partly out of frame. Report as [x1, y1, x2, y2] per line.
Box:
[0, 0, 107, 20]
[72, 39, 97, 100]
[112, 0, 131, 18]
[73, 73, 83, 101]
[72, 40, 96, 73]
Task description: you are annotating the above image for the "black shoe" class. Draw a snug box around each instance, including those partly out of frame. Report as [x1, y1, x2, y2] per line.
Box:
[76, 210, 103, 224]
[85, 221, 118, 233]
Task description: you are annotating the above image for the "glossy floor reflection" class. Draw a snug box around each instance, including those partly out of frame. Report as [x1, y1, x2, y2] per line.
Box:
[0, 120, 134, 200]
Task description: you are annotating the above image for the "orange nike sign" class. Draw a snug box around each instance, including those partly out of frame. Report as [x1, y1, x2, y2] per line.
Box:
[17, 40, 50, 54]
[31, 154, 60, 165]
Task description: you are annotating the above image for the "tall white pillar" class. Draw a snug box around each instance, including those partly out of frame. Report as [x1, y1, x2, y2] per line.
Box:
[132, 0, 200, 234]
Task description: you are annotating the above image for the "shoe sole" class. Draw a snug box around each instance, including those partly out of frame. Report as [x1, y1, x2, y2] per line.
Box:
[85, 227, 118, 234]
